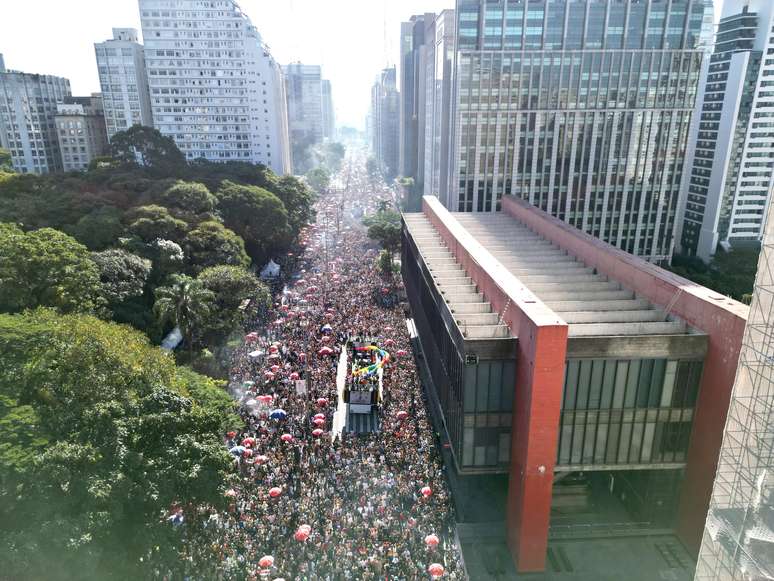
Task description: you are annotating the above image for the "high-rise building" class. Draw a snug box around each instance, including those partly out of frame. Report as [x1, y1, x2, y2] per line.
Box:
[0, 56, 71, 174]
[677, 0, 774, 261]
[370, 67, 400, 180]
[399, 14, 433, 197]
[321, 79, 335, 141]
[55, 95, 109, 172]
[445, 0, 714, 262]
[138, 0, 291, 175]
[94, 28, 153, 141]
[694, 194, 774, 580]
[284, 63, 324, 173]
[422, 10, 456, 206]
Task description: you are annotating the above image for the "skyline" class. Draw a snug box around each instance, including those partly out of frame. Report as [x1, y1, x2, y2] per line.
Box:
[0, 0, 455, 131]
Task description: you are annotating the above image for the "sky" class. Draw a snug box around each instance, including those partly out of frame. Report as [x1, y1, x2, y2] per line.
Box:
[0, 0, 724, 131]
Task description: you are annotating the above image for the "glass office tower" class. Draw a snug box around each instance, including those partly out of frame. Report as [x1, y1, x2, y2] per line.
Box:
[449, 0, 713, 262]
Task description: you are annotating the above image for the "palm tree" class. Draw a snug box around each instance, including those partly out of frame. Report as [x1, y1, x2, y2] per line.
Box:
[153, 274, 214, 358]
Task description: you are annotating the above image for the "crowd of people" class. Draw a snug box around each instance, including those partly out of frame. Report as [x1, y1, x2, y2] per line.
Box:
[169, 157, 467, 580]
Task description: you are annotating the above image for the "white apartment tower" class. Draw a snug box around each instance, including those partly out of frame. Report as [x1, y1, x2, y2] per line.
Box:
[284, 63, 324, 172]
[0, 54, 71, 174]
[138, 0, 291, 175]
[95, 28, 154, 140]
[678, 0, 774, 261]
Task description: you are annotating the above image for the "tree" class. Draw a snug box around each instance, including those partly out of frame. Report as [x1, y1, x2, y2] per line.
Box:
[0, 309, 237, 580]
[153, 274, 214, 356]
[669, 247, 760, 302]
[183, 221, 250, 273]
[0, 148, 13, 172]
[216, 181, 290, 262]
[110, 125, 186, 174]
[306, 167, 331, 194]
[271, 175, 316, 236]
[198, 265, 270, 337]
[363, 207, 402, 260]
[0, 223, 103, 314]
[91, 249, 152, 305]
[66, 206, 125, 250]
[125, 204, 188, 243]
[156, 180, 216, 215]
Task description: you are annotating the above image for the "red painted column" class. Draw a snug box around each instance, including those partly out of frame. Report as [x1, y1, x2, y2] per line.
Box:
[507, 321, 567, 572]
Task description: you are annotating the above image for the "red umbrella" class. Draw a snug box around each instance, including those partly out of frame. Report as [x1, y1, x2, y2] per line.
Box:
[226, 431, 237, 439]
[312, 428, 324, 437]
[316, 397, 329, 407]
[245, 332, 259, 342]
[258, 394, 274, 405]
[294, 528, 310, 542]
[384, 339, 395, 346]
[425, 534, 440, 548]
[263, 371, 275, 380]
[321, 335, 332, 343]
[313, 417, 325, 427]
[298, 524, 312, 534]
[269, 487, 282, 498]
[269, 345, 278, 353]
[396, 349, 408, 357]
[313, 413, 325, 421]
[396, 410, 409, 421]
[281, 433, 293, 443]
[255, 454, 269, 465]
[270, 365, 280, 373]
[289, 372, 300, 380]
[259, 555, 274, 569]
[428, 563, 444, 578]
[242, 437, 256, 447]
[318, 346, 334, 356]
[421, 486, 433, 498]
[243, 449, 253, 458]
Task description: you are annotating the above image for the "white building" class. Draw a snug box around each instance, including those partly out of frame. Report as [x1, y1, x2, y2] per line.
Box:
[138, 0, 291, 175]
[284, 63, 324, 173]
[0, 54, 71, 174]
[94, 28, 153, 141]
[678, 0, 774, 261]
[55, 95, 109, 172]
[321, 79, 334, 141]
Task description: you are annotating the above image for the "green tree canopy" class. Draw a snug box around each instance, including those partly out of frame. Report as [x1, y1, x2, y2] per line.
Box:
[306, 166, 331, 194]
[216, 181, 290, 262]
[0, 223, 103, 314]
[669, 248, 760, 302]
[0, 148, 13, 172]
[198, 265, 270, 337]
[66, 205, 125, 250]
[0, 309, 238, 579]
[271, 175, 316, 235]
[363, 206, 401, 258]
[183, 220, 250, 273]
[109, 125, 186, 175]
[125, 204, 189, 243]
[91, 249, 152, 305]
[153, 274, 214, 354]
[155, 180, 216, 215]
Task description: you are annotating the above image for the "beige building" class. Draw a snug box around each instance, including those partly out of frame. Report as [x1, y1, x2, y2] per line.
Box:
[55, 95, 109, 172]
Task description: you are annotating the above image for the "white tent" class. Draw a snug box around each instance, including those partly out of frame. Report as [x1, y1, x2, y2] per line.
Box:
[260, 259, 281, 279]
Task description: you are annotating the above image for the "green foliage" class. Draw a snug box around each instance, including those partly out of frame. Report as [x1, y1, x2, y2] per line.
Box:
[183, 221, 250, 273]
[176, 367, 240, 430]
[198, 265, 270, 338]
[216, 180, 290, 262]
[154, 274, 215, 351]
[306, 166, 331, 193]
[109, 125, 186, 175]
[312, 141, 346, 173]
[0, 310, 235, 579]
[125, 204, 189, 243]
[66, 206, 125, 250]
[669, 248, 760, 302]
[363, 206, 401, 257]
[378, 249, 399, 275]
[91, 249, 152, 305]
[0, 223, 104, 314]
[156, 180, 216, 215]
[0, 148, 13, 172]
[271, 175, 317, 235]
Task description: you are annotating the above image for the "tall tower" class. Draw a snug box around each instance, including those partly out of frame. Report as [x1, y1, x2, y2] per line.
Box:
[138, 0, 291, 175]
[678, 0, 774, 261]
[446, 0, 714, 262]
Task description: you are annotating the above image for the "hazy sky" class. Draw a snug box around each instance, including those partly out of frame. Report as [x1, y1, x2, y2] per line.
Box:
[0, 0, 724, 131]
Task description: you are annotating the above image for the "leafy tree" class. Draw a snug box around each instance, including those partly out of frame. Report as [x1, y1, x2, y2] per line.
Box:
[153, 274, 214, 356]
[306, 166, 331, 193]
[669, 247, 760, 302]
[109, 125, 186, 175]
[0, 223, 103, 314]
[272, 175, 316, 235]
[216, 180, 290, 261]
[0, 309, 237, 580]
[198, 265, 270, 337]
[66, 206, 125, 250]
[125, 204, 188, 243]
[363, 206, 402, 260]
[91, 249, 152, 305]
[156, 180, 216, 215]
[0, 148, 13, 172]
[183, 221, 250, 273]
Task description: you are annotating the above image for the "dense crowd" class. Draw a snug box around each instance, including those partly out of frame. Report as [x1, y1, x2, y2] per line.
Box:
[169, 159, 466, 580]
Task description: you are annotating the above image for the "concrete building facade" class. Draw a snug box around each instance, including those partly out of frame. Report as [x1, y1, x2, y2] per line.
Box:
[678, 0, 774, 261]
[444, 0, 714, 262]
[321, 79, 334, 141]
[94, 28, 153, 140]
[370, 67, 400, 180]
[284, 63, 324, 173]
[403, 194, 748, 573]
[55, 95, 109, 172]
[694, 180, 774, 579]
[0, 55, 71, 174]
[138, 0, 291, 175]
